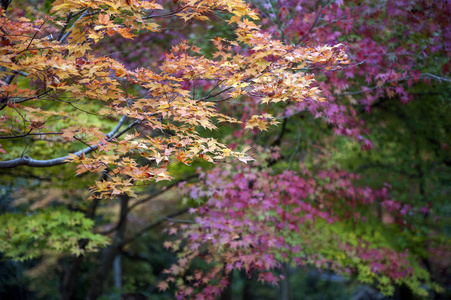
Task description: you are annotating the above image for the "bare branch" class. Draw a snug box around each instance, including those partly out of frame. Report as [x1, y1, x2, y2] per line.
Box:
[423, 73, 451, 83]
[143, 5, 189, 19]
[296, 0, 333, 46]
[59, 9, 88, 44]
[0, 130, 63, 139]
[121, 208, 190, 246]
[57, 12, 74, 42]
[127, 174, 198, 213]
[0, 116, 135, 168]
[338, 73, 450, 97]
[164, 217, 194, 223]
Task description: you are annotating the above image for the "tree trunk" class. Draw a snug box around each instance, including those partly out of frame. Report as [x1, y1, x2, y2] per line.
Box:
[113, 255, 122, 292]
[86, 195, 129, 300]
[220, 271, 233, 300]
[280, 263, 292, 300]
[60, 193, 102, 300]
[241, 277, 253, 300]
[1, 0, 12, 11]
[60, 251, 84, 300]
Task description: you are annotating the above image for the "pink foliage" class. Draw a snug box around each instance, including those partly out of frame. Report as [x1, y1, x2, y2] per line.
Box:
[249, 0, 451, 143]
[162, 165, 420, 298]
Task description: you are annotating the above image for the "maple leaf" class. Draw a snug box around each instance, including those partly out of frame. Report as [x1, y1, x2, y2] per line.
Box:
[116, 27, 136, 39]
[245, 115, 279, 131]
[97, 13, 111, 25]
[237, 155, 254, 164]
[157, 281, 169, 292]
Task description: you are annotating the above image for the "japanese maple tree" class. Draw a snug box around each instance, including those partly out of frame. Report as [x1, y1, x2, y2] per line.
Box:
[0, 0, 347, 191]
[0, 0, 348, 297]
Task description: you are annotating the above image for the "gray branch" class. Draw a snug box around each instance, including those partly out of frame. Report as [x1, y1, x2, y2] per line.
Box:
[121, 207, 190, 247]
[0, 116, 138, 169]
[58, 9, 88, 44]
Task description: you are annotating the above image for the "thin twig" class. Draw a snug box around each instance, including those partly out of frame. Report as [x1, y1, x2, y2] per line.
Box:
[127, 174, 198, 213]
[296, 0, 332, 46]
[143, 5, 189, 20]
[0, 131, 63, 139]
[121, 208, 190, 246]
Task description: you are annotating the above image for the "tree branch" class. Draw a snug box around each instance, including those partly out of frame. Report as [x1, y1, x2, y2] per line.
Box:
[0, 130, 63, 139]
[57, 12, 74, 42]
[296, 0, 332, 46]
[423, 73, 451, 83]
[0, 116, 135, 169]
[58, 9, 88, 44]
[143, 5, 189, 19]
[0, 0, 12, 11]
[272, 117, 288, 146]
[121, 208, 190, 247]
[127, 174, 198, 213]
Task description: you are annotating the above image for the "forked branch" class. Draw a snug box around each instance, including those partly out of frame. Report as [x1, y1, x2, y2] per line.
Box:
[0, 116, 137, 168]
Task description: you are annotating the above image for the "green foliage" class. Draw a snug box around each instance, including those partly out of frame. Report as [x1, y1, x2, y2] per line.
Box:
[0, 207, 109, 260]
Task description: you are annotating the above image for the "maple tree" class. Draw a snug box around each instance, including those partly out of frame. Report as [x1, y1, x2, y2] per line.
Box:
[0, 0, 450, 299]
[160, 165, 433, 298]
[0, 0, 347, 187]
[0, 0, 348, 298]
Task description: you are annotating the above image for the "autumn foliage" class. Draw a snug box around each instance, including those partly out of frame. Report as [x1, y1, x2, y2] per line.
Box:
[0, 0, 450, 299]
[0, 0, 347, 192]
